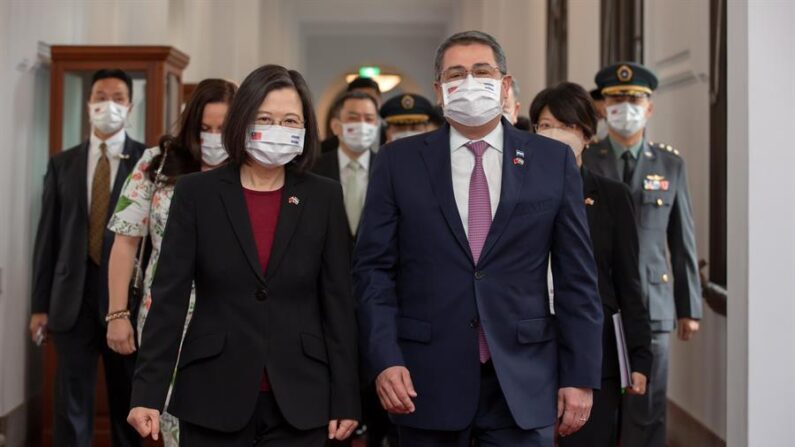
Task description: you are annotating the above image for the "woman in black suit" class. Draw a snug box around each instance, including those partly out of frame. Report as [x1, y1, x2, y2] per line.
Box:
[529, 82, 652, 447]
[127, 64, 360, 447]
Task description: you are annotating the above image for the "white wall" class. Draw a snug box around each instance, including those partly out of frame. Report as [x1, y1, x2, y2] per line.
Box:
[727, 1, 795, 446]
[644, 0, 727, 439]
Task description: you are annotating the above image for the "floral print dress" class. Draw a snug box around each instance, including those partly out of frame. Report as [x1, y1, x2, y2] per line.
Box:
[107, 146, 194, 447]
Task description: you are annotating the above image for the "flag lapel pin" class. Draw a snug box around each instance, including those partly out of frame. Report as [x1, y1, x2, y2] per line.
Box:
[288, 196, 300, 205]
[585, 197, 596, 206]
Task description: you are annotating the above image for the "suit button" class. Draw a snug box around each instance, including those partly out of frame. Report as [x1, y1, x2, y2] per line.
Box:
[256, 287, 269, 301]
[475, 271, 486, 280]
[661, 273, 669, 283]
[470, 318, 480, 328]
[656, 198, 664, 207]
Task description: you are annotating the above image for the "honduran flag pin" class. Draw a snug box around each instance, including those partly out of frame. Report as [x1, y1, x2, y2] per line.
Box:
[515, 149, 525, 158]
[513, 157, 524, 166]
[288, 196, 300, 205]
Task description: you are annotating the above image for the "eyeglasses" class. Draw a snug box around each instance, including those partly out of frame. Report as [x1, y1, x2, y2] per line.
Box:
[533, 122, 580, 133]
[256, 115, 305, 129]
[440, 64, 502, 83]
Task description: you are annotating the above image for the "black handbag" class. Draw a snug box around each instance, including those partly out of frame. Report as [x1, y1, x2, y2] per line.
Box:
[127, 148, 169, 334]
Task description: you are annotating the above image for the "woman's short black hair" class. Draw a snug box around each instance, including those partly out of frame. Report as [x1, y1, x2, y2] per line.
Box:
[91, 69, 134, 101]
[149, 78, 237, 183]
[529, 82, 598, 140]
[224, 65, 319, 173]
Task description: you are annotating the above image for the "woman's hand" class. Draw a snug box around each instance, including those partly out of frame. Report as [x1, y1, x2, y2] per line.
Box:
[328, 419, 358, 441]
[127, 407, 160, 440]
[626, 372, 648, 395]
[107, 318, 136, 355]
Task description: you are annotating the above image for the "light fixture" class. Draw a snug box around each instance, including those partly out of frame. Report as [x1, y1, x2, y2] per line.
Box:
[346, 66, 402, 93]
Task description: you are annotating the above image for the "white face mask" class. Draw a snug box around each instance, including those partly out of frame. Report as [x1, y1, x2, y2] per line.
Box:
[441, 75, 503, 127]
[538, 128, 586, 160]
[596, 119, 609, 141]
[89, 100, 129, 134]
[606, 102, 647, 137]
[341, 122, 378, 153]
[200, 132, 228, 166]
[390, 130, 423, 142]
[246, 124, 305, 168]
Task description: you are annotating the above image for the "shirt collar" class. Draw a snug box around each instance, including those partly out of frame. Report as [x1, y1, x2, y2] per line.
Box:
[337, 147, 370, 172]
[90, 129, 126, 157]
[608, 135, 644, 159]
[450, 122, 504, 153]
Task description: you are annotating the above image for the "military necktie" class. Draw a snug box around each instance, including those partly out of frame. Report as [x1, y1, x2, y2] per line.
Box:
[466, 140, 492, 363]
[622, 150, 636, 185]
[344, 159, 364, 235]
[88, 143, 110, 265]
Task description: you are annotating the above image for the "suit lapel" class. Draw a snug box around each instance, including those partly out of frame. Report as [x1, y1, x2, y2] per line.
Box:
[478, 124, 531, 264]
[581, 167, 600, 230]
[420, 126, 473, 263]
[108, 135, 138, 215]
[218, 165, 267, 285]
[263, 170, 305, 280]
[76, 141, 90, 218]
[591, 139, 621, 181]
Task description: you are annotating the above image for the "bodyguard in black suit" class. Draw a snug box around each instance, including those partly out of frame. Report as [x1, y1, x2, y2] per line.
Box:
[128, 65, 359, 447]
[313, 91, 379, 239]
[530, 82, 651, 447]
[29, 69, 146, 447]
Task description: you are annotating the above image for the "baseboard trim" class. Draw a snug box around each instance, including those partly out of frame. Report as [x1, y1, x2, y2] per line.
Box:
[667, 399, 725, 447]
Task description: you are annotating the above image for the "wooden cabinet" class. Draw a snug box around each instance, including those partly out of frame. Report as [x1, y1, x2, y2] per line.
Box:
[49, 45, 189, 154]
[40, 45, 188, 447]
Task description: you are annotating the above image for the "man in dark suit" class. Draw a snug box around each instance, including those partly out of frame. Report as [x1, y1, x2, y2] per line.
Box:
[321, 77, 383, 154]
[583, 62, 702, 447]
[314, 91, 379, 238]
[354, 31, 603, 446]
[29, 69, 146, 447]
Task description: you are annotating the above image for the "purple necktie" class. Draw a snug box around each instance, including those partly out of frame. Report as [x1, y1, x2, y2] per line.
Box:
[466, 140, 492, 363]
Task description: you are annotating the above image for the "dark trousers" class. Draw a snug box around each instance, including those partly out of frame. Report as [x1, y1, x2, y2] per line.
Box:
[398, 362, 554, 447]
[621, 331, 670, 447]
[558, 378, 620, 447]
[180, 392, 327, 447]
[51, 262, 140, 447]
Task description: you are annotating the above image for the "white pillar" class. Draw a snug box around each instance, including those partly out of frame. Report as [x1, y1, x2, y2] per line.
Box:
[727, 1, 795, 446]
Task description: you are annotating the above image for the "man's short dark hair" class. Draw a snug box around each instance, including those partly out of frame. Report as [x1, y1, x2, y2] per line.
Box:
[91, 69, 134, 101]
[529, 82, 598, 140]
[224, 64, 319, 173]
[434, 30, 508, 81]
[347, 76, 381, 95]
[333, 91, 379, 119]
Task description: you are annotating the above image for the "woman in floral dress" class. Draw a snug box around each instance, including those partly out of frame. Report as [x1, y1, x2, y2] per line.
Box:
[106, 79, 236, 447]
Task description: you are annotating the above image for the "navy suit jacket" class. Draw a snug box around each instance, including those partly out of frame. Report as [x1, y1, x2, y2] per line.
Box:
[353, 121, 603, 431]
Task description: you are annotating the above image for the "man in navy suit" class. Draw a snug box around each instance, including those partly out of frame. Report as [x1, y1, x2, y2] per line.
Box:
[354, 31, 604, 446]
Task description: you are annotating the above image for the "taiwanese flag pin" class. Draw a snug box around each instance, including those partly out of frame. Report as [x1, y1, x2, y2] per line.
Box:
[288, 196, 300, 205]
[585, 197, 596, 206]
[513, 157, 524, 166]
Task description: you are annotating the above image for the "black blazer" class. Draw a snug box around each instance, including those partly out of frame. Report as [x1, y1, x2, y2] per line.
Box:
[31, 135, 146, 331]
[582, 167, 652, 379]
[130, 164, 360, 432]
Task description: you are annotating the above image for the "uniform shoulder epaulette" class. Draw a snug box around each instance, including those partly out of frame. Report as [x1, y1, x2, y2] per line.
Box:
[649, 140, 680, 156]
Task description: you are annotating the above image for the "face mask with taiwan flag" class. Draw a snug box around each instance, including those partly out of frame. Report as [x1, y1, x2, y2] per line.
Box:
[441, 75, 503, 127]
[245, 124, 305, 168]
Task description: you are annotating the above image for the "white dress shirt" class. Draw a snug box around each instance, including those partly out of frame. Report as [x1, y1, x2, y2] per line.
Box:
[87, 130, 126, 208]
[450, 123, 504, 236]
[337, 148, 371, 203]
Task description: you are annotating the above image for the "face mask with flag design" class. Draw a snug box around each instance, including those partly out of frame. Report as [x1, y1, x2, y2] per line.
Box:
[441, 75, 503, 127]
[245, 124, 305, 168]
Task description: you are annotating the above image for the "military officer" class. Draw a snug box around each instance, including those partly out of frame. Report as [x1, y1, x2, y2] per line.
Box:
[582, 62, 702, 447]
[379, 93, 435, 143]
